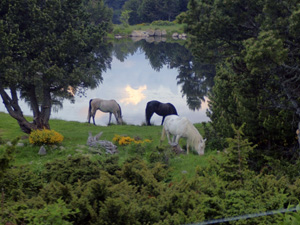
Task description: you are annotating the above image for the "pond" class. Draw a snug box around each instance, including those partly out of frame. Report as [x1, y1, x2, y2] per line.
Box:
[0, 39, 215, 126]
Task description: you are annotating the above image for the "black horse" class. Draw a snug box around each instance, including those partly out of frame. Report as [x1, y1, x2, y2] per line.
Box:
[145, 100, 178, 126]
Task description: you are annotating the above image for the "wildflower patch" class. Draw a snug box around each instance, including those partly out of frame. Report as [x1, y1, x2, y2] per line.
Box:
[113, 134, 151, 146]
[29, 129, 64, 145]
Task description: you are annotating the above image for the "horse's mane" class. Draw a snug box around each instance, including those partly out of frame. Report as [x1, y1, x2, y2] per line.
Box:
[184, 120, 202, 149]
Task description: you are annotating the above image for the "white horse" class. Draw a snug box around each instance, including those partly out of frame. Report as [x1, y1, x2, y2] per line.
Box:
[87, 98, 123, 125]
[160, 115, 206, 155]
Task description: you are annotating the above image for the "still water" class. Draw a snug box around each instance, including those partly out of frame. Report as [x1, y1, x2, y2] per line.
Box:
[0, 40, 213, 126]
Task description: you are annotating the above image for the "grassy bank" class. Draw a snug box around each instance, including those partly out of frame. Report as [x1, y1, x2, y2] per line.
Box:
[109, 23, 186, 38]
[0, 112, 216, 181]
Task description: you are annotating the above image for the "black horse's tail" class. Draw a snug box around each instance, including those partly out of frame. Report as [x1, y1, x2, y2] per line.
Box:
[170, 103, 178, 115]
[117, 103, 123, 124]
[87, 99, 93, 123]
[145, 102, 153, 126]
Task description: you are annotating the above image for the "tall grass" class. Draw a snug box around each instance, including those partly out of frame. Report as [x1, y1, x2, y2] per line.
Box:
[0, 112, 218, 181]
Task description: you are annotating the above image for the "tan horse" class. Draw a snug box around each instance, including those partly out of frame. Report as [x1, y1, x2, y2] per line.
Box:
[161, 115, 205, 155]
[87, 98, 123, 125]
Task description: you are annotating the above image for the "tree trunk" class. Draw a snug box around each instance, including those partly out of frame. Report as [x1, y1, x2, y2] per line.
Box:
[40, 84, 51, 129]
[297, 122, 300, 149]
[0, 84, 51, 133]
[0, 86, 35, 133]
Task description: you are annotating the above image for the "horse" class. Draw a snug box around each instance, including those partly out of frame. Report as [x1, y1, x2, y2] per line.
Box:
[160, 115, 206, 155]
[145, 100, 178, 126]
[87, 98, 123, 125]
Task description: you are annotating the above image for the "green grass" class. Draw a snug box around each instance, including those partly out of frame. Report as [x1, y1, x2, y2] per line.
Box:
[0, 112, 219, 181]
[110, 23, 186, 38]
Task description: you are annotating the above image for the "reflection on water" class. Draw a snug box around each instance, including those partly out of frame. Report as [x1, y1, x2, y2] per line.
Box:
[0, 39, 215, 126]
[120, 85, 147, 105]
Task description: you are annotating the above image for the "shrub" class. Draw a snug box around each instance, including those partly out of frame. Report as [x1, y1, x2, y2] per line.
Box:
[29, 129, 64, 145]
[41, 156, 102, 184]
[21, 198, 79, 225]
[151, 20, 174, 26]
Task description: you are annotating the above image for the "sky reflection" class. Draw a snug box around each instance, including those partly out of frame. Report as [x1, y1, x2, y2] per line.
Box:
[0, 49, 210, 126]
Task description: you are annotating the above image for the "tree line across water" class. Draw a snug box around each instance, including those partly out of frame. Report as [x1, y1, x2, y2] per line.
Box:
[104, 0, 189, 24]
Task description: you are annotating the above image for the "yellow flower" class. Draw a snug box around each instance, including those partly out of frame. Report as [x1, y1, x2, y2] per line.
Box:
[113, 134, 152, 146]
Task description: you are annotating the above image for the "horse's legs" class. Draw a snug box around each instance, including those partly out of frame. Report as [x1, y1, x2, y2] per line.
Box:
[108, 112, 112, 124]
[172, 135, 176, 143]
[91, 109, 97, 125]
[161, 116, 166, 126]
[186, 143, 190, 154]
[113, 112, 120, 124]
[166, 131, 172, 145]
[174, 135, 181, 145]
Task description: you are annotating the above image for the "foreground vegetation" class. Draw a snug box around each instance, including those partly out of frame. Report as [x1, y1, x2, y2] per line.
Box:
[1, 112, 300, 224]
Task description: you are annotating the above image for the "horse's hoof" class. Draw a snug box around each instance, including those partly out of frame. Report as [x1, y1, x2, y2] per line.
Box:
[169, 142, 178, 147]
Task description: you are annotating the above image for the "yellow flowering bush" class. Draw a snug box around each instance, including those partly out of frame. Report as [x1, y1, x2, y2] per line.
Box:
[113, 135, 151, 146]
[29, 129, 64, 145]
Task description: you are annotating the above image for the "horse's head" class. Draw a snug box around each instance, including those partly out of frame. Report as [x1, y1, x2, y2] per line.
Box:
[197, 138, 206, 155]
[117, 117, 123, 125]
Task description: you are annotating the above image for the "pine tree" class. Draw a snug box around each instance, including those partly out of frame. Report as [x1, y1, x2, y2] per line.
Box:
[220, 124, 256, 184]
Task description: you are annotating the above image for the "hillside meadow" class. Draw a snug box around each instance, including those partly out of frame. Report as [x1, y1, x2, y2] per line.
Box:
[0, 112, 215, 181]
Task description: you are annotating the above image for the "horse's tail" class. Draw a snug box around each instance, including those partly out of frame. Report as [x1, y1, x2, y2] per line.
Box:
[87, 99, 93, 122]
[117, 103, 123, 124]
[118, 103, 122, 118]
[168, 103, 178, 115]
[145, 102, 153, 125]
[172, 104, 178, 115]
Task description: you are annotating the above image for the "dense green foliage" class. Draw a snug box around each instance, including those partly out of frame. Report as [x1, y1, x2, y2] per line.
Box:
[185, 0, 300, 165]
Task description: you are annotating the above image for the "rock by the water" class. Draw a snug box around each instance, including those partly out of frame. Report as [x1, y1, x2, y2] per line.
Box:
[154, 29, 162, 36]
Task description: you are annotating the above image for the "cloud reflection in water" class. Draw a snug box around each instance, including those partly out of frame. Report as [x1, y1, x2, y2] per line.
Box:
[121, 85, 147, 105]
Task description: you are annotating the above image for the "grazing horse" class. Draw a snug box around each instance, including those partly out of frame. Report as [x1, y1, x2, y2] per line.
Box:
[145, 100, 178, 126]
[160, 115, 206, 155]
[87, 98, 123, 125]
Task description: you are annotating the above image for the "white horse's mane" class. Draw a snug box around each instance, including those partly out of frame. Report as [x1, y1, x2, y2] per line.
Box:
[184, 118, 203, 149]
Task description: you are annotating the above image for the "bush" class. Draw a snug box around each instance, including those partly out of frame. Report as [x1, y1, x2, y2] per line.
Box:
[21, 198, 78, 225]
[151, 20, 174, 26]
[29, 129, 64, 145]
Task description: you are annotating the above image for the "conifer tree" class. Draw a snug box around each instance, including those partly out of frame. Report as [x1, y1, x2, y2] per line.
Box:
[220, 124, 256, 184]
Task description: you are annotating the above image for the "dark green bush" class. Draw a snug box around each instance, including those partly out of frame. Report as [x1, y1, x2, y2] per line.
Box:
[2, 143, 300, 224]
[41, 156, 102, 184]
